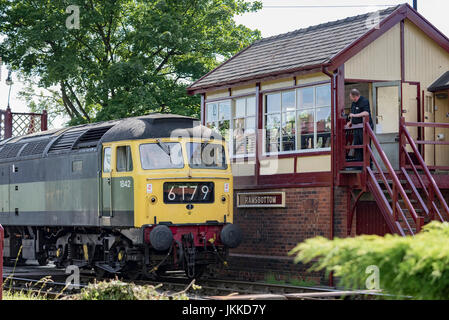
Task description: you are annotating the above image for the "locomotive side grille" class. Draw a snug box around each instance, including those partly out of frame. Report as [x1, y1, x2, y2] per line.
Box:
[48, 129, 86, 154]
[73, 126, 113, 149]
[0, 143, 25, 159]
[20, 140, 50, 156]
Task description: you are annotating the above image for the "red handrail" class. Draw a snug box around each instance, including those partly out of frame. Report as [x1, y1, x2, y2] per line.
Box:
[363, 117, 423, 234]
[0, 224, 3, 300]
[400, 117, 449, 221]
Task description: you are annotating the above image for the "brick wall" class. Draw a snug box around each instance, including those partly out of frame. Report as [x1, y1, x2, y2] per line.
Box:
[212, 186, 349, 285]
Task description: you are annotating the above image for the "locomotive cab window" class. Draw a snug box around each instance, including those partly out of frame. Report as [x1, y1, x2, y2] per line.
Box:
[103, 147, 111, 173]
[187, 142, 227, 170]
[116, 146, 133, 172]
[140, 142, 183, 170]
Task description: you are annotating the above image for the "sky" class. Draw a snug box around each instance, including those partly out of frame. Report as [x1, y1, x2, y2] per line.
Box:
[1, 0, 448, 128]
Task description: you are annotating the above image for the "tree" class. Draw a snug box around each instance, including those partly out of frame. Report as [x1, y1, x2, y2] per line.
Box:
[289, 222, 449, 300]
[0, 0, 261, 125]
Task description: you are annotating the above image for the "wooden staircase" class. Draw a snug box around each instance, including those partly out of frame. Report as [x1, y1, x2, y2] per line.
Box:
[346, 117, 449, 236]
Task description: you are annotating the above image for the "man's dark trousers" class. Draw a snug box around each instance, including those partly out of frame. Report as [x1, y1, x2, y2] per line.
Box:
[353, 128, 364, 163]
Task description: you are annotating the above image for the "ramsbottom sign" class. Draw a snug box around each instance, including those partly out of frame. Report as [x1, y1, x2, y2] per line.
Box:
[236, 192, 286, 208]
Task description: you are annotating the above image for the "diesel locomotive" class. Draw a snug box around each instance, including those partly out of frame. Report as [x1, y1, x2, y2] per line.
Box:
[0, 114, 242, 278]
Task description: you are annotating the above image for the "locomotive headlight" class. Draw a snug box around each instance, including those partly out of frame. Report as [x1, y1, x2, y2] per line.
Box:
[221, 195, 226, 203]
[150, 196, 157, 204]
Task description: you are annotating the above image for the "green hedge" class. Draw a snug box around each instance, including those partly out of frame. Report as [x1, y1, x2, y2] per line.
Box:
[289, 222, 449, 300]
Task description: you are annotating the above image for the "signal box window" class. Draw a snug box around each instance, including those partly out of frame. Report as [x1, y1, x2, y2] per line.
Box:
[116, 146, 133, 172]
[103, 147, 111, 173]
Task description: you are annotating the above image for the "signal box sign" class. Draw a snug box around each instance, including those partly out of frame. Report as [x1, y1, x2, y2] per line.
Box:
[236, 192, 286, 208]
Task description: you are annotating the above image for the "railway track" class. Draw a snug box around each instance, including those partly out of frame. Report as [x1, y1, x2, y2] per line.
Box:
[2, 265, 384, 300]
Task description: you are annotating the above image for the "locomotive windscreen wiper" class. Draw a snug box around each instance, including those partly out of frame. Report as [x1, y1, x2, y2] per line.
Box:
[156, 138, 171, 157]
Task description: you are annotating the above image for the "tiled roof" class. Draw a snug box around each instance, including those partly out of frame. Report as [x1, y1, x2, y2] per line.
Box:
[428, 71, 449, 92]
[188, 5, 401, 92]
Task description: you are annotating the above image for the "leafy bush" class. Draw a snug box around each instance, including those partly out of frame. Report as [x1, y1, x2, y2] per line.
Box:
[70, 279, 190, 300]
[289, 221, 449, 300]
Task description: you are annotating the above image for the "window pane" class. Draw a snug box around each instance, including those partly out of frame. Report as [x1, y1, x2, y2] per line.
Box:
[219, 102, 231, 121]
[117, 146, 133, 172]
[206, 103, 218, 122]
[233, 118, 246, 155]
[218, 102, 230, 139]
[297, 110, 315, 150]
[246, 129, 256, 154]
[235, 99, 246, 118]
[282, 112, 296, 151]
[282, 91, 295, 112]
[246, 97, 256, 116]
[103, 147, 111, 173]
[298, 87, 314, 109]
[140, 143, 184, 170]
[245, 116, 256, 155]
[316, 107, 331, 133]
[245, 116, 256, 129]
[316, 85, 331, 107]
[218, 119, 230, 140]
[266, 93, 281, 113]
[316, 107, 331, 149]
[265, 113, 281, 153]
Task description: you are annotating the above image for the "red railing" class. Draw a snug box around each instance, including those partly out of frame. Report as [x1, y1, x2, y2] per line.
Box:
[401, 120, 449, 171]
[0, 224, 3, 300]
[400, 117, 449, 222]
[344, 117, 424, 235]
[0, 108, 47, 140]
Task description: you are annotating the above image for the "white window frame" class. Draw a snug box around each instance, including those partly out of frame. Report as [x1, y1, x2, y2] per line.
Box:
[205, 96, 257, 159]
[262, 83, 331, 156]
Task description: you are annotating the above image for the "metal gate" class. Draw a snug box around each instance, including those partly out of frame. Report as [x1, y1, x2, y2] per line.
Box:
[0, 108, 47, 140]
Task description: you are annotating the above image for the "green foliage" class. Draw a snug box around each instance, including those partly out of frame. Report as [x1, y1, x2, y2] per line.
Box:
[0, 0, 261, 125]
[289, 222, 449, 300]
[3, 290, 47, 300]
[71, 279, 189, 300]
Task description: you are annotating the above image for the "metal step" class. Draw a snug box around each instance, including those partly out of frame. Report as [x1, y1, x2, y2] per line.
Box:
[378, 179, 408, 185]
[383, 189, 413, 195]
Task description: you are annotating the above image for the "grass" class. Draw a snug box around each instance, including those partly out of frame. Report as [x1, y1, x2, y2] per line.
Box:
[3, 289, 47, 300]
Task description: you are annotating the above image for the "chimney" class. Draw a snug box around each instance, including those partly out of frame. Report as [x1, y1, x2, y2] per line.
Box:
[413, 0, 417, 11]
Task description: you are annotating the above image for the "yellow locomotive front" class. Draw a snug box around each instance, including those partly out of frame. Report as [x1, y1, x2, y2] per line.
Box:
[135, 137, 233, 227]
[103, 133, 242, 278]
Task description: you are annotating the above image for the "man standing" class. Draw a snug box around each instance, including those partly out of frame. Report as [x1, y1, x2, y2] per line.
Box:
[347, 89, 373, 166]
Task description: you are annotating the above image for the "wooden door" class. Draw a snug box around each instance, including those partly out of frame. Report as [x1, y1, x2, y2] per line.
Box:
[434, 91, 449, 167]
[372, 82, 401, 170]
[424, 93, 435, 166]
[402, 83, 419, 153]
[356, 201, 390, 236]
